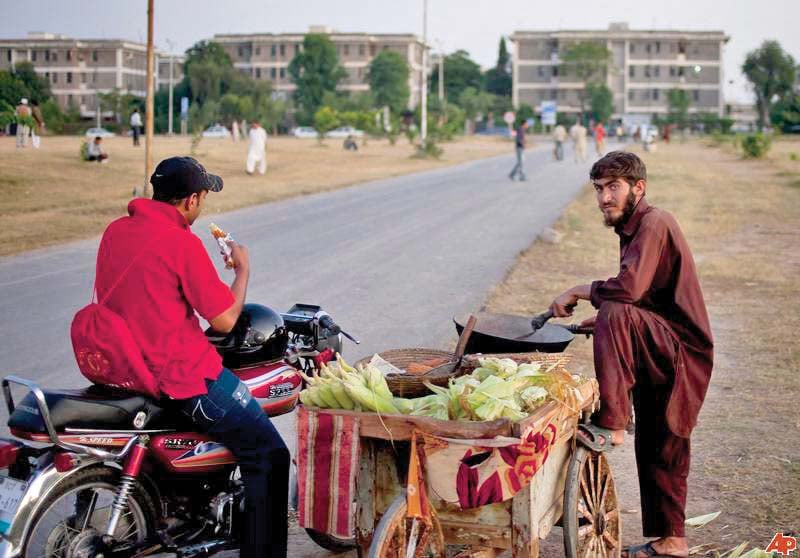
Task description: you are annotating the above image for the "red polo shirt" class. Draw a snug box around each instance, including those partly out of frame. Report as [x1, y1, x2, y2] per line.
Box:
[95, 199, 234, 399]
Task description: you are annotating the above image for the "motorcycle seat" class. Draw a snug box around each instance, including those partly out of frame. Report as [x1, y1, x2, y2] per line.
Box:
[6, 385, 187, 434]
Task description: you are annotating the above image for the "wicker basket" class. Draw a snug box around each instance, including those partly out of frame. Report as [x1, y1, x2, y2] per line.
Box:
[354, 348, 461, 398]
[460, 351, 572, 374]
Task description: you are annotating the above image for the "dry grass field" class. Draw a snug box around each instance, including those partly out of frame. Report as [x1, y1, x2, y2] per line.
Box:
[0, 134, 510, 256]
[485, 137, 800, 553]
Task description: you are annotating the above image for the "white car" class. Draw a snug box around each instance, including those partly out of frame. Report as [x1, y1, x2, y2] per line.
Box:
[325, 126, 364, 138]
[84, 127, 115, 138]
[292, 126, 319, 139]
[201, 124, 231, 139]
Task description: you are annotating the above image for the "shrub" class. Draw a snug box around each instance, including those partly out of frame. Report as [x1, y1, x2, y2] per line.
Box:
[740, 133, 771, 158]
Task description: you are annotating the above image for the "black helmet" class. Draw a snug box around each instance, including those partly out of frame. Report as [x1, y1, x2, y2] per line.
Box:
[206, 304, 289, 368]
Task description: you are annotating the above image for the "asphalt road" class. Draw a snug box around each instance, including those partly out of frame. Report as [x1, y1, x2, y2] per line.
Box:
[0, 142, 593, 555]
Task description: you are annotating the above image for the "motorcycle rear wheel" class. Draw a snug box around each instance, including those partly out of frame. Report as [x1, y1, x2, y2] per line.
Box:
[23, 465, 158, 558]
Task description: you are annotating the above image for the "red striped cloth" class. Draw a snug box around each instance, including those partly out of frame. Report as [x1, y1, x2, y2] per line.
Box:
[296, 406, 361, 538]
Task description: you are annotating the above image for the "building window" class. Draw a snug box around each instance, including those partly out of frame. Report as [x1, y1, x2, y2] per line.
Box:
[628, 90, 635, 101]
[693, 90, 700, 102]
[656, 42, 661, 54]
[295, 44, 300, 54]
[678, 40, 687, 55]
[52, 52, 57, 62]
[67, 94, 72, 105]
[645, 66, 652, 78]
[359, 44, 365, 56]
[66, 50, 72, 61]
[271, 45, 276, 57]
[6, 50, 10, 62]
[669, 66, 676, 77]
[270, 67, 276, 79]
[653, 89, 660, 100]
[646, 43, 651, 54]
[654, 66, 660, 77]
[256, 68, 261, 79]
[67, 72, 72, 83]
[537, 66, 545, 77]
[629, 66, 635, 78]
[344, 44, 350, 56]
[255, 47, 260, 56]
[81, 73, 87, 83]
[280, 44, 285, 56]
[92, 50, 98, 62]
[45, 50, 50, 62]
[552, 66, 559, 77]
[678, 66, 685, 77]
[629, 43, 635, 54]
[370, 44, 376, 56]
[279, 67, 285, 79]
[92, 72, 96, 83]
[31, 50, 37, 61]
[52, 72, 58, 83]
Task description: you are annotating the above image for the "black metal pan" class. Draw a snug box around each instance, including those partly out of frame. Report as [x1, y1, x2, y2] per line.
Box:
[453, 312, 592, 354]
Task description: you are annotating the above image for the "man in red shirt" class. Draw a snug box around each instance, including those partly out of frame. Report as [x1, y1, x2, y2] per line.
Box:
[547, 151, 713, 558]
[96, 156, 288, 558]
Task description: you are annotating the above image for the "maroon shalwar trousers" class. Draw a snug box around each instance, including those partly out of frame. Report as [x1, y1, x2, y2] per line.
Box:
[593, 301, 690, 538]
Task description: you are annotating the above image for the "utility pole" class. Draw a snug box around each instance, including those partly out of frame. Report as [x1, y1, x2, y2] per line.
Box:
[437, 48, 444, 101]
[143, 0, 154, 197]
[420, 0, 428, 150]
[166, 38, 175, 136]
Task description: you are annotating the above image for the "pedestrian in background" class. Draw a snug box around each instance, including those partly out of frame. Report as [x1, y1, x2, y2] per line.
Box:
[130, 108, 142, 146]
[15, 98, 31, 148]
[246, 121, 268, 175]
[570, 121, 588, 163]
[30, 100, 44, 149]
[508, 120, 528, 181]
[594, 122, 606, 156]
[552, 123, 567, 161]
[231, 120, 240, 143]
[616, 125, 625, 143]
[87, 136, 109, 163]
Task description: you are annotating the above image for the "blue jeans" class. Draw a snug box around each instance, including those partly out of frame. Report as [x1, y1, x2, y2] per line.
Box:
[509, 146, 526, 180]
[180, 369, 289, 558]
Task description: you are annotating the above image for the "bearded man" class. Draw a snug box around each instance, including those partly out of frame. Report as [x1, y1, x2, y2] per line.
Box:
[547, 151, 714, 558]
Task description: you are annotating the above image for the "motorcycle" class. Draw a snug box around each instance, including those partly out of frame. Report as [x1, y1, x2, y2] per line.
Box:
[0, 303, 358, 558]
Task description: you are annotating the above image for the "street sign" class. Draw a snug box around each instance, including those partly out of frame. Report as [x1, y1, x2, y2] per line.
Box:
[503, 111, 515, 125]
[180, 96, 188, 120]
[540, 101, 557, 126]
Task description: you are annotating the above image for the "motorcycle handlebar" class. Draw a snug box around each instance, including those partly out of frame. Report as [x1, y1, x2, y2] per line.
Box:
[317, 313, 341, 335]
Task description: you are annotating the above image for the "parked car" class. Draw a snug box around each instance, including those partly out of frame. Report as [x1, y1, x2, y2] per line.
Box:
[84, 127, 115, 138]
[325, 126, 364, 138]
[201, 124, 231, 139]
[292, 126, 319, 139]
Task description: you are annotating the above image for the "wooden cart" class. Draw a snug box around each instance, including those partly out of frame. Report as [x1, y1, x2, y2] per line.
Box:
[310, 374, 621, 557]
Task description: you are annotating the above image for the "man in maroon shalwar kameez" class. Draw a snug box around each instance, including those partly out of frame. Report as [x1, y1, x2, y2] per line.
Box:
[549, 151, 713, 558]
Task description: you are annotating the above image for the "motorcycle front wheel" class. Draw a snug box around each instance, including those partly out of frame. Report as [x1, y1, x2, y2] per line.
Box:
[23, 465, 158, 558]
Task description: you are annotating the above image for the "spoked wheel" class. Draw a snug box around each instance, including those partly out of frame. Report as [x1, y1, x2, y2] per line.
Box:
[563, 446, 621, 558]
[367, 494, 445, 558]
[23, 466, 157, 558]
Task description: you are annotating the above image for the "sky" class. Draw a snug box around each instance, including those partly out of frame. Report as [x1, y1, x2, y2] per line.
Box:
[1, 0, 797, 104]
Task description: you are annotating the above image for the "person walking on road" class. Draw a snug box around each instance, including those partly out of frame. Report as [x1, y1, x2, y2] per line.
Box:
[553, 123, 567, 161]
[15, 98, 31, 148]
[130, 108, 142, 146]
[246, 121, 268, 175]
[570, 121, 588, 163]
[508, 120, 528, 181]
[594, 122, 607, 156]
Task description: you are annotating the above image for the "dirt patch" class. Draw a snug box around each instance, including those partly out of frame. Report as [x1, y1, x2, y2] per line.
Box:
[484, 139, 800, 553]
[0, 135, 510, 256]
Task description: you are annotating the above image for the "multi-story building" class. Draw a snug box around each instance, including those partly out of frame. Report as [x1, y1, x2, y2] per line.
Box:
[213, 26, 426, 107]
[0, 32, 180, 118]
[511, 23, 729, 123]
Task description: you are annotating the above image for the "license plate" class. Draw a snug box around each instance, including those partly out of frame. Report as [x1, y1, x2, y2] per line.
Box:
[0, 476, 27, 534]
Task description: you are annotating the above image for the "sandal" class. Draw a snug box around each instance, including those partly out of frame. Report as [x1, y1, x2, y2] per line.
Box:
[576, 423, 617, 452]
[622, 541, 688, 558]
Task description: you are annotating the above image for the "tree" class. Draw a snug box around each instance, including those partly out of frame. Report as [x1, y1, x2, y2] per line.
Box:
[770, 92, 800, 132]
[457, 87, 495, 133]
[560, 41, 612, 120]
[0, 71, 29, 107]
[367, 50, 410, 114]
[587, 82, 614, 124]
[10, 62, 52, 103]
[313, 106, 340, 144]
[98, 88, 141, 124]
[429, 50, 482, 104]
[742, 41, 797, 130]
[667, 88, 691, 128]
[289, 34, 347, 124]
[484, 37, 512, 97]
[183, 41, 235, 106]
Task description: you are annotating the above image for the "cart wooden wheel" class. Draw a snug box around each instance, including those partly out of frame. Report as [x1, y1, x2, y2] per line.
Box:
[563, 446, 621, 558]
[367, 494, 446, 558]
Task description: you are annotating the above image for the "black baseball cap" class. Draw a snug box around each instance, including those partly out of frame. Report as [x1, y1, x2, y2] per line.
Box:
[150, 156, 223, 201]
